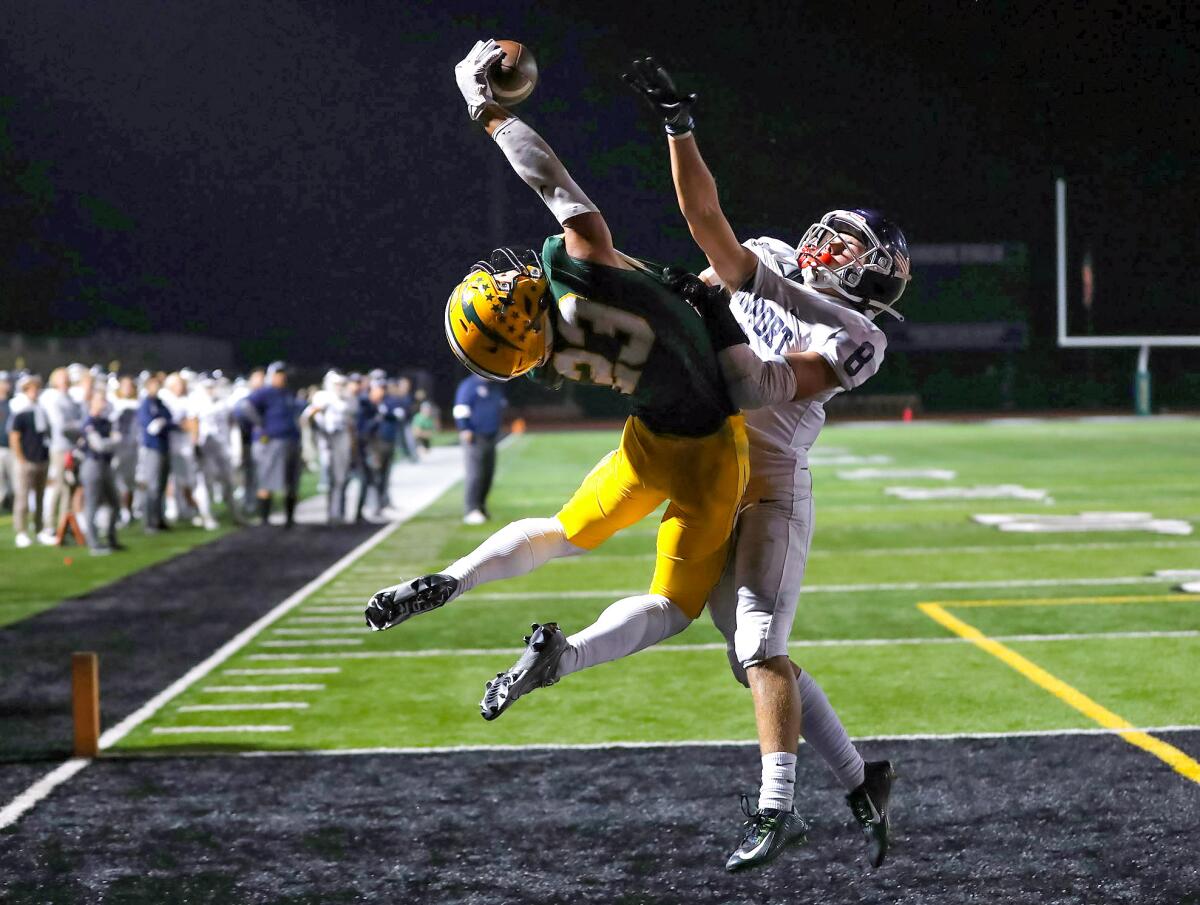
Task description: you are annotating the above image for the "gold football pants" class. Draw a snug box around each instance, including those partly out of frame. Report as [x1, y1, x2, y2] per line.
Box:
[556, 415, 749, 619]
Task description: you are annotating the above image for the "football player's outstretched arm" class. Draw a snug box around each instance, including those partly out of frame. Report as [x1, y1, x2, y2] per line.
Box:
[626, 59, 838, 406]
[623, 59, 757, 290]
[455, 39, 624, 268]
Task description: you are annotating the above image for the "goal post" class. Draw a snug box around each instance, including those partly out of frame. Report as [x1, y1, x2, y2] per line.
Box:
[1054, 177, 1200, 414]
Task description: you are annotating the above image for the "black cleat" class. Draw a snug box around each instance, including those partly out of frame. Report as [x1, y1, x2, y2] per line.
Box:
[846, 760, 896, 868]
[725, 794, 810, 872]
[364, 573, 459, 631]
[480, 623, 568, 721]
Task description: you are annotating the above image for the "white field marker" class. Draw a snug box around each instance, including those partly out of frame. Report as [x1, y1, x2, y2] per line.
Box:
[201, 684, 326, 692]
[178, 702, 310, 712]
[223, 667, 342, 676]
[150, 725, 293, 734]
[260, 638, 365, 647]
[271, 627, 366, 636]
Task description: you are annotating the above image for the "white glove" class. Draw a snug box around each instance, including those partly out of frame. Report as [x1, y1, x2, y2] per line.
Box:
[454, 39, 505, 121]
[148, 417, 167, 436]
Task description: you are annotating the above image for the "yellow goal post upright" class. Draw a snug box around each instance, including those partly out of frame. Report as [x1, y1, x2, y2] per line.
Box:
[1055, 177, 1200, 415]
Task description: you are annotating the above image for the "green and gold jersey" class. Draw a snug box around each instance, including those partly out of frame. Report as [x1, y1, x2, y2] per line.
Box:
[528, 234, 734, 438]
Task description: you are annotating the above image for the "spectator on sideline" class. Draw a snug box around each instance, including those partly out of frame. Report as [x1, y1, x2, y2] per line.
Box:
[231, 367, 265, 518]
[0, 371, 13, 511]
[392, 375, 420, 464]
[79, 387, 123, 555]
[453, 371, 506, 525]
[110, 375, 140, 526]
[40, 366, 83, 541]
[138, 374, 174, 533]
[411, 399, 438, 457]
[8, 374, 52, 548]
[161, 371, 200, 523]
[193, 373, 243, 528]
[242, 361, 302, 528]
[303, 370, 356, 525]
[355, 375, 402, 521]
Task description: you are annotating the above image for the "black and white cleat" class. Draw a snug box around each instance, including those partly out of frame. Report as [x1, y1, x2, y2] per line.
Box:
[480, 622, 569, 721]
[725, 794, 810, 872]
[846, 759, 896, 868]
[364, 573, 459, 632]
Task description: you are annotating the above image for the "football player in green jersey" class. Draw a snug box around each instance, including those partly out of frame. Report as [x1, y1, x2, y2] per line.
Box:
[367, 40, 797, 734]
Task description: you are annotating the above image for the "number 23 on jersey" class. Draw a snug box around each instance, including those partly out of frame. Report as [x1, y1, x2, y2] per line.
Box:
[552, 293, 654, 394]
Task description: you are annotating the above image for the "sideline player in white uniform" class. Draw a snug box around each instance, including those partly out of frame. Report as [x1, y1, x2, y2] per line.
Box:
[627, 58, 912, 872]
[192, 374, 242, 528]
[302, 370, 356, 524]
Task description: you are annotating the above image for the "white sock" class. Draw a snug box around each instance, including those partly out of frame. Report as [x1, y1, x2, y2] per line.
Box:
[443, 517, 584, 600]
[557, 594, 691, 677]
[797, 668, 865, 791]
[758, 751, 798, 813]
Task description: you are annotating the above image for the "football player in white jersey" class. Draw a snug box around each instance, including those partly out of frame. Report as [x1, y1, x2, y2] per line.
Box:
[192, 374, 243, 528]
[627, 58, 912, 872]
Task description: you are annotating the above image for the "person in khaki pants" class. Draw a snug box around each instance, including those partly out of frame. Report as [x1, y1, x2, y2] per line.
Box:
[7, 374, 52, 548]
[39, 366, 82, 541]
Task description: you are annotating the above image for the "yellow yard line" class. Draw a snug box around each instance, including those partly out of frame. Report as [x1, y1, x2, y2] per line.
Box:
[918, 602, 1200, 785]
[936, 593, 1198, 609]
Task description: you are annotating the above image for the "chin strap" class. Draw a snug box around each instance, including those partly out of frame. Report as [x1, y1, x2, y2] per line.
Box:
[864, 299, 904, 322]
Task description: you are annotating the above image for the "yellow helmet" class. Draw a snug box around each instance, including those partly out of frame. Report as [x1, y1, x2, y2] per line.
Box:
[444, 248, 550, 381]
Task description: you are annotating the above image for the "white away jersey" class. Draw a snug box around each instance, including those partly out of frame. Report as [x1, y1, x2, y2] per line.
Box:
[730, 236, 887, 477]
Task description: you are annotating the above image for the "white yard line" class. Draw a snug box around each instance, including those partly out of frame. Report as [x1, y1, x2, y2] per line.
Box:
[201, 684, 326, 692]
[304, 575, 1180, 605]
[178, 702, 310, 712]
[260, 638, 365, 647]
[271, 627, 365, 636]
[150, 725, 293, 735]
[242, 629, 1200, 661]
[0, 443, 467, 831]
[222, 667, 341, 675]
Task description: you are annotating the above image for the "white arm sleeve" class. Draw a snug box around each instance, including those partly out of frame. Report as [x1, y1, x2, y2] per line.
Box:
[717, 345, 798, 410]
[491, 117, 599, 225]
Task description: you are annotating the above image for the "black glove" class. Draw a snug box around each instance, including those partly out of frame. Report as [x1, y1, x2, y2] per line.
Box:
[622, 57, 696, 136]
[662, 268, 747, 351]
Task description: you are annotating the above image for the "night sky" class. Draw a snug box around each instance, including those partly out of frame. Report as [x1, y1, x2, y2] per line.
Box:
[2, 0, 1197, 392]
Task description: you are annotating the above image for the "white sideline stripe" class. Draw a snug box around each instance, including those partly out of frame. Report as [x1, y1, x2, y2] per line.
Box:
[0, 759, 89, 831]
[303, 575, 1177, 605]
[0, 516, 408, 831]
[223, 668, 341, 676]
[202, 684, 326, 692]
[219, 724, 1200, 758]
[177, 702, 310, 712]
[242, 629, 1200, 661]
[151, 725, 293, 735]
[260, 638, 365, 647]
[272, 627, 366, 636]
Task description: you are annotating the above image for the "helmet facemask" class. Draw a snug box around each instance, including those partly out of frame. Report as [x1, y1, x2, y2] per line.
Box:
[796, 210, 911, 321]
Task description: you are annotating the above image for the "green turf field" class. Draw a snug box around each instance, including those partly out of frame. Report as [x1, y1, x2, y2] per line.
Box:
[116, 418, 1200, 758]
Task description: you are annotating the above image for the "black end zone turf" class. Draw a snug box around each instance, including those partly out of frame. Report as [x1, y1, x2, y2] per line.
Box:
[2, 734, 1197, 903]
[0, 522, 378, 765]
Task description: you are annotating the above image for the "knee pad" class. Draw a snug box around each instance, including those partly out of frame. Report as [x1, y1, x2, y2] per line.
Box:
[733, 607, 774, 669]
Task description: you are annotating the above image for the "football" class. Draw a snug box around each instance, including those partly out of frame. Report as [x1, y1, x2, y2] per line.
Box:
[488, 40, 538, 106]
